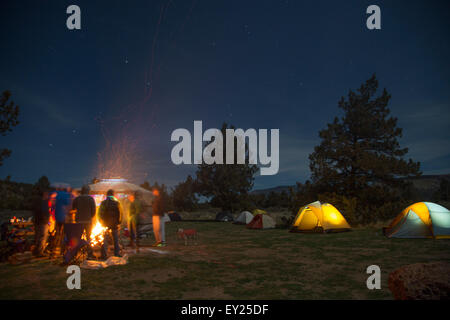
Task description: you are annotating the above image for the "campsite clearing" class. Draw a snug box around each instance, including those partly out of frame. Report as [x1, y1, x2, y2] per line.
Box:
[0, 221, 449, 299]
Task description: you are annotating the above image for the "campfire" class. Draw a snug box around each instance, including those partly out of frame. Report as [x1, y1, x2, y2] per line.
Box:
[81, 221, 107, 248]
[90, 221, 107, 247]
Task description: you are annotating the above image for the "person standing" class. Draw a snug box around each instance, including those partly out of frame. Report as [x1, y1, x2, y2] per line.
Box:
[122, 194, 131, 229]
[32, 189, 50, 257]
[98, 189, 122, 258]
[128, 191, 143, 248]
[51, 187, 71, 258]
[72, 185, 96, 255]
[151, 189, 166, 247]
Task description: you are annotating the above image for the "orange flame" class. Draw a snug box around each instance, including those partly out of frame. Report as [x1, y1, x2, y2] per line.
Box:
[90, 221, 108, 246]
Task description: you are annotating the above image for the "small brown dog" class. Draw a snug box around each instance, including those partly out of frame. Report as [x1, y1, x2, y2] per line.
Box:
[177, 228, 198, 245]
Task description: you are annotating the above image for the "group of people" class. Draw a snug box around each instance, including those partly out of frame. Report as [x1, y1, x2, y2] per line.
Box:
[32, 186, 75, 258]
[32, 185, 167, 260]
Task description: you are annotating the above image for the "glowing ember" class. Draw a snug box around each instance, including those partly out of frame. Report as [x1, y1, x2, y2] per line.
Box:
[90, 221, 107, 246]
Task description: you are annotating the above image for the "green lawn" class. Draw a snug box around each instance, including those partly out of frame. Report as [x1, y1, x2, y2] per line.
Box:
[0, 221, 449, 299]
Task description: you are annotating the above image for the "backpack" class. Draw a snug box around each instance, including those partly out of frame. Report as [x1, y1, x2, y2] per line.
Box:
[100, 198, 121, 227]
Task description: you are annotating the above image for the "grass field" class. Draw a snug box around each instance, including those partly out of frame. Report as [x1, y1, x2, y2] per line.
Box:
[1, 221, 449, 299]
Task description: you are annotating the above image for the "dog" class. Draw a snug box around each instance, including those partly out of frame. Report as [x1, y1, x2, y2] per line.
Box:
[176, 228, 198, 245]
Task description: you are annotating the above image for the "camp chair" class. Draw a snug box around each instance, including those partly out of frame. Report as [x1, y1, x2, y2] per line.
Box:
[122, 224, 153, 239]
[138, 223, 154, 238]
[62, 223, 90, 265]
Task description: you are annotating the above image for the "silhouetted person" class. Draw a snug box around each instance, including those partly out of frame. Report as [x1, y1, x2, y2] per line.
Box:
[32, 190, 50, 257]
[151, 189, 166, 247]
[51, 187, 71, 258]
[0, 222, 8, 241]
[128, 191, 143, 248]
[72, 185, 96, 257]
[98, 189, 122, 258]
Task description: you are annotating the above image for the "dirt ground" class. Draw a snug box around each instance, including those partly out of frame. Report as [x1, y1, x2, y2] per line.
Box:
[0, 221, 449, 299]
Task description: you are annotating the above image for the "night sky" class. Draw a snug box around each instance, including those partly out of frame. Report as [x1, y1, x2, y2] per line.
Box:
[1, 0, 449, 190]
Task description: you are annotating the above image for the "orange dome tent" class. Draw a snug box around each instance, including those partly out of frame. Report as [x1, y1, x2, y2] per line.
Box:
[384, 202, 450, 239]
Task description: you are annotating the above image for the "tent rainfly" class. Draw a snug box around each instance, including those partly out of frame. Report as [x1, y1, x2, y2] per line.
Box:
[252, 209, 267, 215]
[290, 201, 351, 233]
[247, 214, 276, 229]
[384, 202, 450, 239]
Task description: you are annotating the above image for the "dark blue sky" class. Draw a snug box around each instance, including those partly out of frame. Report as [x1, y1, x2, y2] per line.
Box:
[1, 0, 449, 190]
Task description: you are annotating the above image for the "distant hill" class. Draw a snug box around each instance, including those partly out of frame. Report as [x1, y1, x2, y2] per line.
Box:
[251, 185, 294, 195]
[251, 174, 450, 199]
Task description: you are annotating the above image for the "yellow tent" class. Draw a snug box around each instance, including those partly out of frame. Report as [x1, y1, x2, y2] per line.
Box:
[290, 201, 351, 233]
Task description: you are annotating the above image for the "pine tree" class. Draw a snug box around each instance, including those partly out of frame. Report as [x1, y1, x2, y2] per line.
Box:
[195, 123, 258, 212]
[309, 75, 421, 222]
[34, 176, 51, 193]
[172, 175, 198, 211]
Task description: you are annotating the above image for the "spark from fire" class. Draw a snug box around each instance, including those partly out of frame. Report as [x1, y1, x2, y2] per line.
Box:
[94, 0, 198, 182]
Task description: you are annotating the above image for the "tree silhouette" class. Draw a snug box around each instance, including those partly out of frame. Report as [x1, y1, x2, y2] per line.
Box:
[34, 176, 51, 193]
[195, 123, 258, 212]
[309, 75, 421, 222]
[0, 91, 20, 166]
[172, 175, 198, 211]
